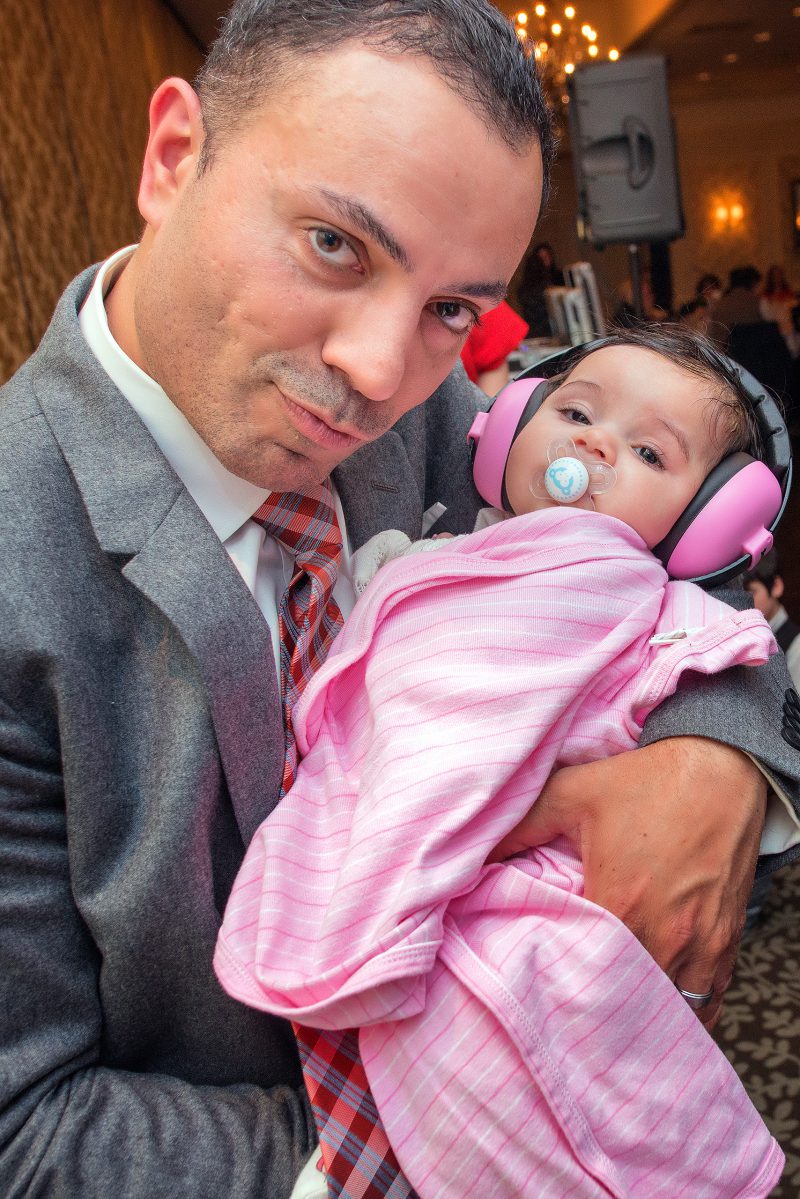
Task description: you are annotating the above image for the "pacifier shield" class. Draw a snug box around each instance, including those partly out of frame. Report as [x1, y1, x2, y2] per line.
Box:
[544, 457, 589, 503]
[530, 437, 617, 505]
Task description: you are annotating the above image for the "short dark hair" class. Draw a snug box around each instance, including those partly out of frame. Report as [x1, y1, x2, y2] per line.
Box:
[743, 548, 780, 591]
[695, 273, 721, 296]
[728, 265, 761, 292]
[556, 324, 763, 465]
[195, 0, 555, 197]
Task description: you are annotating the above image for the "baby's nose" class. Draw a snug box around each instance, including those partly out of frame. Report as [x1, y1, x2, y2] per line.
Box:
[575, 427, 616, 465]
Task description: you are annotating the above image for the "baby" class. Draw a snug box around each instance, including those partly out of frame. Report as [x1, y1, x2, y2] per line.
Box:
[216, 327, 786, 1198]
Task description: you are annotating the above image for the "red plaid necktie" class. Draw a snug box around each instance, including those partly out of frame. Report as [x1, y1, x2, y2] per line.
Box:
[254, 486, 416, 1199]
[254, 484, 345, 796]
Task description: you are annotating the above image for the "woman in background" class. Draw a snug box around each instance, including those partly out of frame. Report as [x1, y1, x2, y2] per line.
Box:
[763, 264, 796, 304]
[761, 264, 799, 358]
[517, 240, 564, 336]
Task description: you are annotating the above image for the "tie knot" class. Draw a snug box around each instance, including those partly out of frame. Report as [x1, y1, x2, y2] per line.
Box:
[254, 484, 342, 567]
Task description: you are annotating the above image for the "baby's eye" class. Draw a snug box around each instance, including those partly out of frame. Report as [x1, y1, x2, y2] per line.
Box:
[635, 445, 664, 469]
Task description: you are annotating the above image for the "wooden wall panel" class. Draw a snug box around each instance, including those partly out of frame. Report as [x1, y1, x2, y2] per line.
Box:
[46, 0, 139, 262]
[0, 0, 203, 383]
[0, 197, 34, 368]
[135, 0, 202, 95]
[0, 0, 92, 360]
[97, 0, 156, 202]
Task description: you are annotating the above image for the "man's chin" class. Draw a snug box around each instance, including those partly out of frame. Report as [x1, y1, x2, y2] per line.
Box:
[224, 442, 343, 492]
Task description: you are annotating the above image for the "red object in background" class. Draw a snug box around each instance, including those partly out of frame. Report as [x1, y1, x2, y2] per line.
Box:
[460, 301, 529, 383]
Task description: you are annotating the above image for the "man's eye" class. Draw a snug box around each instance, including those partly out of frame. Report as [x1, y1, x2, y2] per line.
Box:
[309, 228, 359, 268]
[431, 300, 477, 335]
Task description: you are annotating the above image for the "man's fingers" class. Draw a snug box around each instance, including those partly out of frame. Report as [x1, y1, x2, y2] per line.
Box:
[486, 762, 592, 862]
[672, 915, 744, 1028]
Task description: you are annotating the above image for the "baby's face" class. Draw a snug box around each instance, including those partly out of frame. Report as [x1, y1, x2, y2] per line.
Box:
[504, 345, 719, 548]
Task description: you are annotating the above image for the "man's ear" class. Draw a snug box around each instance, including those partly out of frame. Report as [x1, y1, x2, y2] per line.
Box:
[773, 574, 785, 601]
[138, 78, 204, 230]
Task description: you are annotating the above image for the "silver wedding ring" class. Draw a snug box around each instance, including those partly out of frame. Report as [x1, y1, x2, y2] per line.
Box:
[677, 986, 714, 1010]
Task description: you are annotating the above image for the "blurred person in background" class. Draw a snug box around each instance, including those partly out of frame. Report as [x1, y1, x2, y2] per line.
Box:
[677, 273, 723, 334]
[761, 264, 799, 358]
[612, 270, 668, 327]
[517, 240, 564, 336]
[531, 240, 564, 286]
[744, 550, 800, 690]
[707, 265, 766, 345]
[763, 264, 796, 305]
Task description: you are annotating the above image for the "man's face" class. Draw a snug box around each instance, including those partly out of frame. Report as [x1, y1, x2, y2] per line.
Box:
[504, 346, 721, 549]
[127, 48, 542, 490]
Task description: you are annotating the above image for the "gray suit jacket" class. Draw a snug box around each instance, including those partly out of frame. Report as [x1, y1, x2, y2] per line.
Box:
[0, 270, 798, 1198]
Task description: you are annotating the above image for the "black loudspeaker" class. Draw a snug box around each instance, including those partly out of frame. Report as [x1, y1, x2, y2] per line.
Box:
[567, 55, 685, 248]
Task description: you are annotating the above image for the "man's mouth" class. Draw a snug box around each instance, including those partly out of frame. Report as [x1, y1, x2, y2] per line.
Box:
[279, 389, 371, 451]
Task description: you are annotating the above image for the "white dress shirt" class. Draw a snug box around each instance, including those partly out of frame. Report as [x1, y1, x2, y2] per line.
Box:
[78, 247, 357, 679]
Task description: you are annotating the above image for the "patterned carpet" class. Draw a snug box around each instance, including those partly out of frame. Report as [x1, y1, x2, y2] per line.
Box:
[713, 861, 800, 1197]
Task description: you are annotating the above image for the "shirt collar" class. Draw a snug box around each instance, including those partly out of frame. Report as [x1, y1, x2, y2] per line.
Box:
[769, 605, 788, 634]
[78, 246, 268, 542]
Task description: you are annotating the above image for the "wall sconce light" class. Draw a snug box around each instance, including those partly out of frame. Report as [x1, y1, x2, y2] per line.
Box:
[710, 192, 746, 233]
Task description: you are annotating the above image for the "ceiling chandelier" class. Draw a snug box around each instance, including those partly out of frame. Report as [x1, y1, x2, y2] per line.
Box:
[512, 5, 620, 104]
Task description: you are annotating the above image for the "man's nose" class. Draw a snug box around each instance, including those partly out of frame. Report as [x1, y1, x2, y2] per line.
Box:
[320, 299, 416, 403]
[573, 426, 617, 465]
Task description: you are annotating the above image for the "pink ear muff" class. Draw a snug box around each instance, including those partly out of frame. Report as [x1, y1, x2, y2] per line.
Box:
[660, 458, 782, 581]
[468, 377, 547, 510]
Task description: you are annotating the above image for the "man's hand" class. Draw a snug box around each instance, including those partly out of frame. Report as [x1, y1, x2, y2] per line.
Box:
[488, 737, 767, 1028]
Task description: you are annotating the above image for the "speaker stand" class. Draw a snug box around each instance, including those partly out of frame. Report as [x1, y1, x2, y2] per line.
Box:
[628, 243, 645, 320]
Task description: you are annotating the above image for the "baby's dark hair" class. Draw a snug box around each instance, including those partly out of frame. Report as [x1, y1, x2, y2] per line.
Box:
[556, 324, 764, 466]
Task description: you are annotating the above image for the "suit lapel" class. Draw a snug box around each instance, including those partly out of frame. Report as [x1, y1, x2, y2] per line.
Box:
[31, 271, 281, 844]
[334, 424, 424, 550]
[122, 493, 283, 844]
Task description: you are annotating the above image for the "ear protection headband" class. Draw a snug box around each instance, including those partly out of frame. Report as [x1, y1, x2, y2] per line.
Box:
[467, 338, 792, 587]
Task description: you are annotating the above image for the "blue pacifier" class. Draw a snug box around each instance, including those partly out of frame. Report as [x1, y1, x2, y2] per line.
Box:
[530, 439, 617, 505]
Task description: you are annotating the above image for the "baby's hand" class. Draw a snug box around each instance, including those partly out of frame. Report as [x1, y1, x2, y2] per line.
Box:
[351, 530, 415, 594]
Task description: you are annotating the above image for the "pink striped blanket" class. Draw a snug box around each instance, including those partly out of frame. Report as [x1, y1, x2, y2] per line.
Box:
[216, 507, 783, 1198]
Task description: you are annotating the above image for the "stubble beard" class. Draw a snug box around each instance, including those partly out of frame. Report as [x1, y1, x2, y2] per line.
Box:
[262, 353, 396, 441]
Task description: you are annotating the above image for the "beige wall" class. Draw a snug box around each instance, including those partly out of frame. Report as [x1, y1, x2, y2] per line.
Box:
[672, 93, 800, 303]
[603, 0, 673, 50]
[0, 0, 203, 383]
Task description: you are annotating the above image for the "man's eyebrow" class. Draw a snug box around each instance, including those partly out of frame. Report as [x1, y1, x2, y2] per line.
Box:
[657, 417, 691, 462]
[441, 280, 509, 304]
[317, 188, 508, 301]
[319, 188, 412, 271]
